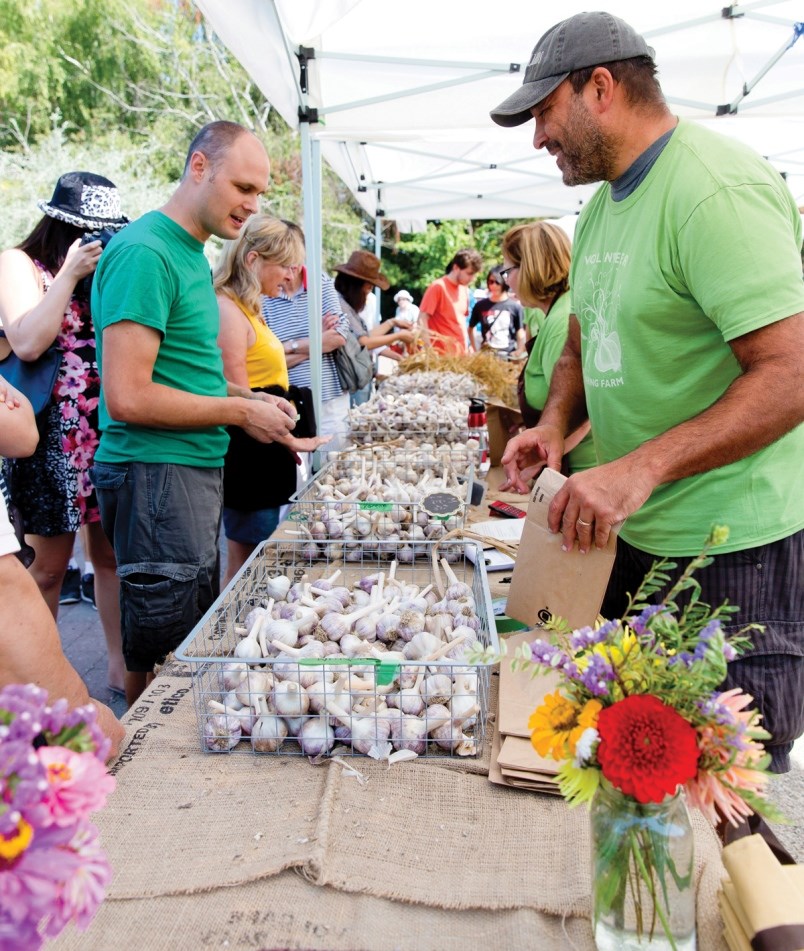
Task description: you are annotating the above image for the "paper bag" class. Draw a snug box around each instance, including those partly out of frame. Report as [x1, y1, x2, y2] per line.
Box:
[505, 468, 617, 629]
[485, 399, 523, 467]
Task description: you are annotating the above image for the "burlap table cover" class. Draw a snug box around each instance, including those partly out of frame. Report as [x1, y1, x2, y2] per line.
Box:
[48, 675, 726, 951]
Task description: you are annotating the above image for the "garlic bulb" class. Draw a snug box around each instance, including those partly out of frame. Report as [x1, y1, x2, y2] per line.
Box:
[204, 712, 242, 751]
[252, 697, 288, 752]
[234, 615, 264, 660]
[273, 680, 310, 717]
[390, 715, 427, 754]
[299, 713, 335, 757]
[218, 661, 248, 692]
[263, 574, 291, 601]
[421, 674, 452, 705]
[207, 700, 256, 737]
[234, 669, 274, 708]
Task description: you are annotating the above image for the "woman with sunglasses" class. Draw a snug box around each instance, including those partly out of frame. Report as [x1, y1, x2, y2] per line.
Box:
[214, 215, 331, 582]
[468, 265, 525, 357]
[501, 222, 595, 473]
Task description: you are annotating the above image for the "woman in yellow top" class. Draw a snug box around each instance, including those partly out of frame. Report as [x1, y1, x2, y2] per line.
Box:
[214, 216, 330, 583]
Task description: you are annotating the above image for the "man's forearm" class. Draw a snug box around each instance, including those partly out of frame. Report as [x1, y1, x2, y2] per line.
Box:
[106, 380, 264, 431]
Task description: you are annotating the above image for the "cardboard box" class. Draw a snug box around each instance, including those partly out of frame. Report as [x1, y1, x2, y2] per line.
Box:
[505, 468, 618, 630]
[485, 399, 524, 467]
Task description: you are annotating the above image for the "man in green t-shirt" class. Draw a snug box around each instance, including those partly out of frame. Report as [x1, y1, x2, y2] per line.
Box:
[492, 13, 804, 772]
[90, 121, 297, 705]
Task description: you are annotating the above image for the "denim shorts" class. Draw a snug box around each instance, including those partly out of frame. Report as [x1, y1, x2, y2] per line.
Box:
[90, 461, 223, 672]
[602, 530, 804, 772]
[222, 506, 280, 547]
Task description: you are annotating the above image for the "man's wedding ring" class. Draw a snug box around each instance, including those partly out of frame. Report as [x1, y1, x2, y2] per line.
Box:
[577, 518, 593, 527]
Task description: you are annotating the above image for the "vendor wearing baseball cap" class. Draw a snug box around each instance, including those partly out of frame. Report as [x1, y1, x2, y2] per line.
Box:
[493, 11, 804, 776]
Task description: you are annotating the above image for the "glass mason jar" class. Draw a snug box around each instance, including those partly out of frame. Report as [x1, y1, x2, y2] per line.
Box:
[590, 779, 696, 951]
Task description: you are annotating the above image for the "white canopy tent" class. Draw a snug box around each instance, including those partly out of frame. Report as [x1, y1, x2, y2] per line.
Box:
[195, 0, 804, 415]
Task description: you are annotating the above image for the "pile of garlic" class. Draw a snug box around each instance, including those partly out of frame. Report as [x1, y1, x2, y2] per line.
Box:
[203, 560, 484, 759]
[290, 457, 465, 559]
[325, 440, 478, 477]
[347, 392, 470, 445]
[380, 370, 478, 399]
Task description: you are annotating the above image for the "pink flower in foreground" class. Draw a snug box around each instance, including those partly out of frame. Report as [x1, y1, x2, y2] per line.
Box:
[0, 825, 74, 923]
[0, 912, 43, 951]
[36, 747, 115, 827]
[42, 823, 111, 937]
[685, 688, 770, 826]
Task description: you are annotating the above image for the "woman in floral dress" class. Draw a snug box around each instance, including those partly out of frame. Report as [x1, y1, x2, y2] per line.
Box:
[0, 172, 128, 694]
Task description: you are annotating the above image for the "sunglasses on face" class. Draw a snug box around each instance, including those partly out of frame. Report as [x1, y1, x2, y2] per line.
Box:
[487, 278, 502, 286]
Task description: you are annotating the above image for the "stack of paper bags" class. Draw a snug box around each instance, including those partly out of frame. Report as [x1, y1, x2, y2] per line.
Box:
[720, 833, 804, 951]
[489, 629, 563, 794]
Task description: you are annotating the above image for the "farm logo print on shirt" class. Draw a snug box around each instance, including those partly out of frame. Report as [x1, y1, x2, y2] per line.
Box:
[579, 272, 624, 389]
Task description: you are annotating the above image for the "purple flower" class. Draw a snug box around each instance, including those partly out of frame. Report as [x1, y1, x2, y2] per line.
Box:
[570, 619, 621, 651]
[628, 604, 666, 635]
[529, 639, 572, 671]
[579, 653, 616, 697]
[668, 651, 695, 669]
[698, 619, 722, 643]
[722, 642, 737, 662]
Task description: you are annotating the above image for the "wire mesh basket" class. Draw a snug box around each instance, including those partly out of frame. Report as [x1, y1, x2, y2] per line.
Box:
[175, 539, 498, 759]
[346, 391, 478, 450]
[287, 450, 474, 557]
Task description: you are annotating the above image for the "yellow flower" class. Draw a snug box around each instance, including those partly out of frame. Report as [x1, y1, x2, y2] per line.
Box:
[0, 817, 33, 860]
[557, 760, 600, 807]
[529, 692, 602, 760]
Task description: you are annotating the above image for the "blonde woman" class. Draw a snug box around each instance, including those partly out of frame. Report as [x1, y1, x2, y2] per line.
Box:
[214, 216, 330, 582]
[501, 221, 595, 473]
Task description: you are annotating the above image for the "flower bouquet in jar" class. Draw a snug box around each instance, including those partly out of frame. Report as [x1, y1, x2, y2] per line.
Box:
[0, 684, 115, 950]
[472, 526, 780, 950]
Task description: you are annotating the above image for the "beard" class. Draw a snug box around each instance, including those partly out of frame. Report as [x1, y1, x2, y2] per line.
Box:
[547, 95, 619, 186]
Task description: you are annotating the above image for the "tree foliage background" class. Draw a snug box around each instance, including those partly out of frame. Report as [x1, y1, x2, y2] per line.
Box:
[0, 0, 520, 305]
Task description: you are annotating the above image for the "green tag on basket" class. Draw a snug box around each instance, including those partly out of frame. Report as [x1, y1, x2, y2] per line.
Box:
[297, 656, 400, 685]
[358, 501, 393, 512]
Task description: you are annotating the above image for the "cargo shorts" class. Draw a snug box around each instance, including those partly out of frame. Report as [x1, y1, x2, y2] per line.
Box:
[90, 461, 223, 672]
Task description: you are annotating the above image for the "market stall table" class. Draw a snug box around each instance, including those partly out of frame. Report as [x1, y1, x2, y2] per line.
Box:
[50, 467, 727, 950]
[49, 672, 727, 951]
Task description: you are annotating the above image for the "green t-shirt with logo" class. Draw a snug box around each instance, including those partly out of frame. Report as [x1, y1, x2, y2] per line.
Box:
[92, 211, 229, 467]
[523, 291, 596, 472]
[571, 120, 804, 556]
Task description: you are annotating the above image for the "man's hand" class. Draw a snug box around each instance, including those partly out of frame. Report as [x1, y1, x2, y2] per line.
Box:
[499, 424, 566, 493]
[251, 391, 296, 420]
[322, 313, 340, 331]
[549, 458, 655, 553]
[241, 399, 296, 443]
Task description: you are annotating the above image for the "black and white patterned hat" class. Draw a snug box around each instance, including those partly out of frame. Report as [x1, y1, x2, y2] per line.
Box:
[37, 171, 129, 230]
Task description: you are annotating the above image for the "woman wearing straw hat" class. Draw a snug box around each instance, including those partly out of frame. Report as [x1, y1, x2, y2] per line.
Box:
[0, 171, 128, 696]
[333, 250, 416, 405]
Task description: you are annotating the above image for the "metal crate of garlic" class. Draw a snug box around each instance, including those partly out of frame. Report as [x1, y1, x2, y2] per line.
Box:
[347, 391, 475, 447]
[379, 370, 478, 400]
[175, 540, 498, 759]
[287, 449, 472, 562]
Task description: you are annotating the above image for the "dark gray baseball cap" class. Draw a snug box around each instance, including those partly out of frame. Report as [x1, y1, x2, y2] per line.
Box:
[490, 11, 654, 128]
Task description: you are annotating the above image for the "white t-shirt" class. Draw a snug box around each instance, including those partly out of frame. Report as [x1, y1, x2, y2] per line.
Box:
[0, 496, 20, 557]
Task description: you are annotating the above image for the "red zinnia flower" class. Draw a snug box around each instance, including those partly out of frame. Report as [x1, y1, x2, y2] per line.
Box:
[597, 695, 700, 803]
